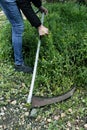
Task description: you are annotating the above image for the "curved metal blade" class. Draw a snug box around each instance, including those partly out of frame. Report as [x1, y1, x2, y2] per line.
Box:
[31, 87, 76, 107]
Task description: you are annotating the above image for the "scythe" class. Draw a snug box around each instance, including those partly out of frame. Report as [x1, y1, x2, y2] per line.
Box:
[27, 13, 76, 108]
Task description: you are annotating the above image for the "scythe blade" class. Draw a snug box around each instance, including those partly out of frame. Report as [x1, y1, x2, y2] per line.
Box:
[31, 87, 76, 107]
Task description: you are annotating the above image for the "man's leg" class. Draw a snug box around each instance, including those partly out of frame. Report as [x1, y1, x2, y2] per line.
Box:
[0, 0, 33, 73]
[0, 0, 24, 65]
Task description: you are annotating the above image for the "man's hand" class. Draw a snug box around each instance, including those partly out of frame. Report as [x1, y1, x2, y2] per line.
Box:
[39, 6, 48, 15]
[38, 25, 48, 36]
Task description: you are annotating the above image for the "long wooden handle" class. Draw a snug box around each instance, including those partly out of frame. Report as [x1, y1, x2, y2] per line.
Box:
[27, 13, 45, 103]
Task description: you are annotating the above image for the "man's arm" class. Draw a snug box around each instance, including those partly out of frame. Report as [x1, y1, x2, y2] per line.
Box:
[30, 0, 42, 8]
[16, 0, 41, 28]
[31, 0, 48, 14]
[16, 0, 48, 35]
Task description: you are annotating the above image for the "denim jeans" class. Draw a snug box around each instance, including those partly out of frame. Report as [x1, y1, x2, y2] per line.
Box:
[0, 0, 24, 65]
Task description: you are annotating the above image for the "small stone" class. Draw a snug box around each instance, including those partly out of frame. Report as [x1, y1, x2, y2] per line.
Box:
[47, 118, 51, 123]
[68, 108, 73, 113]
[27, 124, 31, 129]
[3, 125, 7, 129]
[54, 115, 60, 120]
[0, 112, 5, 116]
[30, 109, 37, 117]
[44, 118, 46, 121]
[40, 121, 45, 126]
[67, 121, 71, 127]
[35, 115, 41, 121]
[11, 100, 17, 105]
[24, 112, 29, 117]
[0, 97, 4, 100]
[3, 107, 6, 111]
[21, 83, 26, 87]
[0, 125, 3, 129]
[2, 117, 6, 120]
[66, 128, 69, 130]
[76, 126, 79, 130]
[61, 113, 66, 118]
[84, 124, 87, 129]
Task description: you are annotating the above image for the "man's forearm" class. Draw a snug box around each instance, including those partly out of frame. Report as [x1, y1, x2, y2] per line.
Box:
[30, 0, 42, 8]
[16, 0, 41, 28]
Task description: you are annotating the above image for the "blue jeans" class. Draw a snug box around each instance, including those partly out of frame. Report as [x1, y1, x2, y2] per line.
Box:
[0, 0, 24, 65]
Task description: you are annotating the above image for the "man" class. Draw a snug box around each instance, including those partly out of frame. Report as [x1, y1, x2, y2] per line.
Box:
[0, 0, 48, 73]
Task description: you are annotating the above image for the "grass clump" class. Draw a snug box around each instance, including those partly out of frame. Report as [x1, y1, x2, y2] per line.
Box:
[0, 2, 87, 97]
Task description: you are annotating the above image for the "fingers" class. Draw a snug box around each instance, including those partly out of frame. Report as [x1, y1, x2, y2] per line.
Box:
[39, 6, 48, 15]
[39, 27, 48, 36]
[38, 25, 49, 36]
[42, 7, 48, 15]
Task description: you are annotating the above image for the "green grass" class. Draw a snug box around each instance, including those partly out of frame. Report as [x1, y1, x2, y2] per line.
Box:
[0, 2, 87, 129]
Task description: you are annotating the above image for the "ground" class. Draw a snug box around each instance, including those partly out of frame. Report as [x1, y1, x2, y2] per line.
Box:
[0, 9, 87, 130]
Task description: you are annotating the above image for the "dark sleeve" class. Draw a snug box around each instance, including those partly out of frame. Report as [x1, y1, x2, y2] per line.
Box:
[16, 0, 41, 28]
[30, 0, 42, 8]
